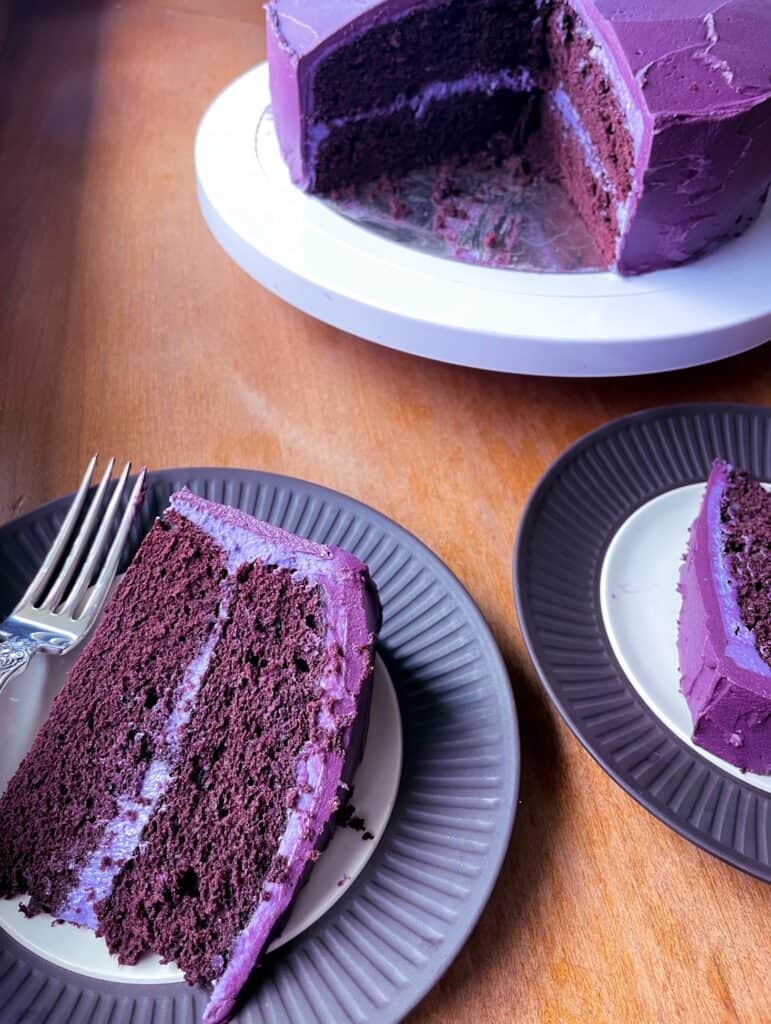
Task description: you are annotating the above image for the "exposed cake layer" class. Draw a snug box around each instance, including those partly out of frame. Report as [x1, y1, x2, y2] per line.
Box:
[539, 93, 619, 266]
[678, 461, 771, 774]
[547, 2, 636, 197]
[267, 0, 771, 274]
[721, 469, 771, 670]
[312, 75, 537, 192]
[0, 512, 226, 910]
[309, 0, 546, 122]
[97, 559, 331, 985]
[0, 490, 380, 1024]
[542, 0, 637, 264]
[268, 0, 545, 191]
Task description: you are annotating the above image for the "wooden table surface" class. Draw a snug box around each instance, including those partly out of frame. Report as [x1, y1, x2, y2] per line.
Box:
[1, 4, 769, 1022]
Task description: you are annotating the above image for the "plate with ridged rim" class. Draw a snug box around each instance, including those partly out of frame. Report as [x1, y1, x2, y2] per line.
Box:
[0, 468, 519, 1024]
[195, 64, 771, 377]
[514, 402, 771, 882]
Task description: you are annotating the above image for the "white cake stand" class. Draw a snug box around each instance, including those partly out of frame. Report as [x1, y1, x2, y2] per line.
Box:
[195, 64, 771, 377]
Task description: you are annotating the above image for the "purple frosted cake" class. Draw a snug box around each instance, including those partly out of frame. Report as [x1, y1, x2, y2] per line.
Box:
[266, 0, 771, 274]
[678, 461, 771, 774]
[0, 489, 380, 1023]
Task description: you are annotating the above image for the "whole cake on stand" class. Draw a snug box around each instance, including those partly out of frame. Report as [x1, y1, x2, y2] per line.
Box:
[266, 0, 771, 274]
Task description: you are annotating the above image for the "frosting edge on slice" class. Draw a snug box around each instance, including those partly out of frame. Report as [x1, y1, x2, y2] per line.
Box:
[678, 460, 771, 774]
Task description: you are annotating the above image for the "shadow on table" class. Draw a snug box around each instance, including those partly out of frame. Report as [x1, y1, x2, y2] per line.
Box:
[0, 0, 108, 497]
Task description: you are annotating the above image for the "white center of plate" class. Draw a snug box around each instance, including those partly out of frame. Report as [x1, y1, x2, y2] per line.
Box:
[599, 483, 771, 794]
[0, 588, 402, 983]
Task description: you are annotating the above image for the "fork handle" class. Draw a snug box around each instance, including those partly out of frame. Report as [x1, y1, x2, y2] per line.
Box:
[0, 636, 39, 696]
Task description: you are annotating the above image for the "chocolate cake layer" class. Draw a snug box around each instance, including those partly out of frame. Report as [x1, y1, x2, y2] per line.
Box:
[314, 85, 536, 192]
[0, 489, 381, 1024]
[0, 513, 226, 912]
[310, 0, 546, 122]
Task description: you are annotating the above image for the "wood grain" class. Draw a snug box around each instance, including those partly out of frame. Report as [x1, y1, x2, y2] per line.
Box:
[1, 4, 769, 1022]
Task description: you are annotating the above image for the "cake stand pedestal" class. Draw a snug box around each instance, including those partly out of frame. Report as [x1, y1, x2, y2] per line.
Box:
[195, 64, 771, 377]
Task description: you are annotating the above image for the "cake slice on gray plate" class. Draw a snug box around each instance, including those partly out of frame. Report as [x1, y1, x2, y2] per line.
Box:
[678, 460, 771, 775]
[0, 488, 381, 1023]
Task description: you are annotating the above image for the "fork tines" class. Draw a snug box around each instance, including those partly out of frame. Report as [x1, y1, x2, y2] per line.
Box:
[20, 456, 146, 622]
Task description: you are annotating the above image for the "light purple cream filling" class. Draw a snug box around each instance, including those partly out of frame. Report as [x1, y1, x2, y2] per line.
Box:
[54, 489, 371, 1024]
[306, 67, 536, 174]
[57, 588, 234, 928]
[58, 759, 170, 929]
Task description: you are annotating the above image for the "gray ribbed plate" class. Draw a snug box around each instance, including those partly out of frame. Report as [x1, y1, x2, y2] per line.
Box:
[0, 469, 519, 1023]
[515, 402, 771, 883]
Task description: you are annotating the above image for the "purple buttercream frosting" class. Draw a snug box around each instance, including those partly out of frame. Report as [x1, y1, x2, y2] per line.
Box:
[57, 586, 235, 929]
[266, 0, 771, 273]
[580, 0, 771, 271]
[678, 461, 771, 775]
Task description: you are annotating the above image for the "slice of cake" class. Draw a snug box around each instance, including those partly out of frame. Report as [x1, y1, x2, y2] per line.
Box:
[678, 461, 771, 774]
[266, 0, 771, 274]
[0, 488, 381, 1023]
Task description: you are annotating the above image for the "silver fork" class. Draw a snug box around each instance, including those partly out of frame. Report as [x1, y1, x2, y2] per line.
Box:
[0, 456, 147, 696]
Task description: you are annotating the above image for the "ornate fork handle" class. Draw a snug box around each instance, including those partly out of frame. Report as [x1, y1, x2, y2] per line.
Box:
[0, 635, 41, 695]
